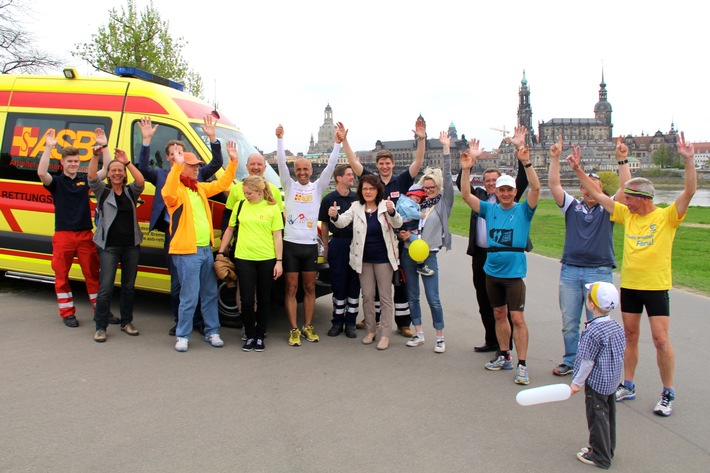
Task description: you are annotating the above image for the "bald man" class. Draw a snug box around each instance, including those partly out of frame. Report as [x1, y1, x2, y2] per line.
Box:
[276, 123, 343, 346]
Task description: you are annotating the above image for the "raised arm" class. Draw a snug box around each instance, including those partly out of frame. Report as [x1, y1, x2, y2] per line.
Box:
[439, 131, 454, 210]
[459, 142, 481, 213]
[567, 147, 615, 214]
[675, 131, 697, 217]
[37, 129, 56, 185]
[136, 116, 159, 184]
[199, 114, 223, 181]
[275, 124, 292, 189]
[409, 118, 426, 178]
[116, 149, 145, 190]
[548, 135, 565, 206]
[338, 122, 364, 177]
[94, 128, 110, 181]
[613, 136, 632, 201]
[88, 145, 100, 181]
[516, 146, 540, 210]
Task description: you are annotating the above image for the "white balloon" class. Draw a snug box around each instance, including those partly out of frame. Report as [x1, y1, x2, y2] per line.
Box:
[516, 383, 572, 406]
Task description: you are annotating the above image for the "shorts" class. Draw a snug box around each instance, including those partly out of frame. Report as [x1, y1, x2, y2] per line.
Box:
[283, 240, 318, 273]
[620, 288, 670, 316]
[485, 275, 526, 312]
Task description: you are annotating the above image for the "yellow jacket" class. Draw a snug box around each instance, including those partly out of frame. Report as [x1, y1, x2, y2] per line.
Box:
[162, 160, 236, 254]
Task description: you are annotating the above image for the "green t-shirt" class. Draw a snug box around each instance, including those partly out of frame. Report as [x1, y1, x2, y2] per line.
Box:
[229, 199, 284, 261]
[226, 181, 283, 212]
[188, 190, 210, 246]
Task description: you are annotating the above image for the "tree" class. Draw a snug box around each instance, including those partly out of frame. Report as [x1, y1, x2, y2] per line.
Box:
[652, 143, 681, 169]
[0, 0, 61, 73]
[72, 0, 203, 97]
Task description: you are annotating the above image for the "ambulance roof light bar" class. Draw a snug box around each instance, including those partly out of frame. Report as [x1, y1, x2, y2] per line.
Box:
[113, 66, 184, 92]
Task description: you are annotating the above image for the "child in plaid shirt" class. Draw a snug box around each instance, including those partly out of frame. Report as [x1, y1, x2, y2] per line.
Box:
[570, 282, 625, 469]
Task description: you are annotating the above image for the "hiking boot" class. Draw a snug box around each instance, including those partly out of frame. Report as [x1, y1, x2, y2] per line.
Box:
[63, 315, 79, 328]
[205, 333, 224, 348]
[417, 265, 435, 276]
[615, 383, 636, 402]
[121, 323, 139, 336]
[344, 326, 357, 338]
[552, 364, 573, 376]
[653, 390, 674, 417]
[485, 355, 513, 371]
[514, 364, 530, 385]
[301, 325, 320, 343]
[288, 328, 302, 346]
[327, 325, 343, 337]
[94, 329, 106, 343]
[175, 337, 189, 352]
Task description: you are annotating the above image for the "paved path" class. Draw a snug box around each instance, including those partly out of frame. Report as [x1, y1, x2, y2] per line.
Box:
[1, 234, 709, 472]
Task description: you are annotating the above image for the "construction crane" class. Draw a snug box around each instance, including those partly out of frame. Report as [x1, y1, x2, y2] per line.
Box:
[490, 126, 510, 137]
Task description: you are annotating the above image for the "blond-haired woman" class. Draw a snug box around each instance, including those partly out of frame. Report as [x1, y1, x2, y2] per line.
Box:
[219, 176, 283, 352]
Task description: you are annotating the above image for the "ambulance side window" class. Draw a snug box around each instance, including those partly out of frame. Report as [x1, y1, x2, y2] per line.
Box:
[131, 120, 197, 172]
[1, 113, 110, 182]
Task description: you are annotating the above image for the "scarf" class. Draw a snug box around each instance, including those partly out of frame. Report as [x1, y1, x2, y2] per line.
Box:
[420, 194, 441, 210]
[180, 175, 199, 193]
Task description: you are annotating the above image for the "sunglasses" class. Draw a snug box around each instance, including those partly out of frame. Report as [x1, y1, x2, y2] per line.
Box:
[587, 173, 600, 179]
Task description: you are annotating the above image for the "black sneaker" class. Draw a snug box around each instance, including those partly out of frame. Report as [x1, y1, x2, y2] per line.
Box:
[327, 325, 343, 337]
[344, 326, 357, 338]
[63, 315, 79, 328]
[254, 339, 265, 352]
[242, 338, 256, 351]
[108, 312, 120, 325]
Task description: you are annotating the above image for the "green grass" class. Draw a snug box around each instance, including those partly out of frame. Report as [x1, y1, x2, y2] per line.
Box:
[450, 196, 710, 296]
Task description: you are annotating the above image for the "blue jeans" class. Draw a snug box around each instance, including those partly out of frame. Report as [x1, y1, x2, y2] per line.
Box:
[173, 246, 220, 339]
[559, 264, 613, 366]
[401, 250, 444, 330]
[95, 245, 140, 330]
[165, 231, 203, 327]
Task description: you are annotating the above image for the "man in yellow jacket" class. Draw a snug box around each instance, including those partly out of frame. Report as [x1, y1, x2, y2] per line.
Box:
[162, 141, 238, 352]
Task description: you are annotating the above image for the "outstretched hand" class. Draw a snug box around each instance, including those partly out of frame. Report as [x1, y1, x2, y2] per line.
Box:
[335, 122, 347, 144]
[138, 116, 158, 141]
[201, 115, 217, 143]
[460, 149, 476, 169]
[439, 131, 450, 147]
[413, 119, 426, 140]
[506, 125, 527, 149]
[550, 135, 563, 160]
[275, 124, 284, 139]
[114, 149, 128, 164]
[226, 141, 239, 162]
[95, 128, 108, 146]
[677, 131, 694, 160]
[565, 145, 582, 172]
[45, 128, 57, 148]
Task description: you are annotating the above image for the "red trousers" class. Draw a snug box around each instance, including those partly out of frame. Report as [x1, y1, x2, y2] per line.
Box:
[50, 230, 100, 318]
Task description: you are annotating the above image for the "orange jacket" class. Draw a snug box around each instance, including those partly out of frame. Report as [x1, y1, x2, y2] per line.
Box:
[162, 159, 236, 254]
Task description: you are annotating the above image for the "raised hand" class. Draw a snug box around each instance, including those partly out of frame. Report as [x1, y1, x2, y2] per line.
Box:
[335, 122, 348, 143]
[469, 138, 484, 159]
[385, 197, 395, 214]
[413, 119, 426, 140]
[677, 131, 694, 160]
[516, 145, 531, 164]
[506, 125, 527, 149]
[439, 131, 450, 147]
[328, 201, 339, 218]
[114, 149, 128, 164]
[460, 149, 476, 170]
[226, 140, 239, 162]
[550, 135, 563, 160]
[44, 128, 57, 148]
[275, 124, 284, 139]
[565, 145, 582, 172]
[95, 128, 108, 146]
[201, 115, 217, 143]
[615, 136, 629, 160]
[138, 116, 158, 142]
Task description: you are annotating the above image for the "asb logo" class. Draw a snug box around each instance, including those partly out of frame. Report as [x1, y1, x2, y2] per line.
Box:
[11, 126, 40, 157]
[10, 127, 99, 161]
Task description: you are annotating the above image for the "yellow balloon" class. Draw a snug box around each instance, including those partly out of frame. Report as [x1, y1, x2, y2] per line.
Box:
[408, 238, 430, 262]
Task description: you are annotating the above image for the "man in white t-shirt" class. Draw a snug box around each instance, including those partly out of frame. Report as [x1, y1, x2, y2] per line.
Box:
[276, 123, 344, 346]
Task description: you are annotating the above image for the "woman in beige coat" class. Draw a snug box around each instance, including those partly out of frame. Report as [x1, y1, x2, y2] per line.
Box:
[329, 174, 402, 350]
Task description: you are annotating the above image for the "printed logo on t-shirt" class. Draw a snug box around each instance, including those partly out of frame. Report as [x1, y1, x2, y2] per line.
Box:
[489, 228, 513, 247]
[287, 212, 316, 229]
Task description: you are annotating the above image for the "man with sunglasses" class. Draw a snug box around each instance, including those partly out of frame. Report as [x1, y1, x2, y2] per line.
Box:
[568, 132, 697, 417]
[548, 136, 631, 379]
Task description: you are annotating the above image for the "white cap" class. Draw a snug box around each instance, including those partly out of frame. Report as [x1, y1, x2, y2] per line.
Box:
[585, 282, 619, 312]
[495, 174, 516, 189]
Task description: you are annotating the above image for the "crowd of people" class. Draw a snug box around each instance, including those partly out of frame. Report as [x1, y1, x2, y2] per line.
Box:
[39, 117, 698, 468]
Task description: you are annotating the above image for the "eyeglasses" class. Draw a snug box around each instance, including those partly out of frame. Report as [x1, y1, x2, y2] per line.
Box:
[587, 173, 600, 179]
[361, 186, 376, 192]
[422, 186, 437, 191]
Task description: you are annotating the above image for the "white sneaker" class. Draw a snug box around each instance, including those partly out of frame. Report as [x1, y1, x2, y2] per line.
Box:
[205, 333, 224, 348]
[406, 334, 425, 347]
[175, 337, 189, 352]
[434, 339, 446, 353]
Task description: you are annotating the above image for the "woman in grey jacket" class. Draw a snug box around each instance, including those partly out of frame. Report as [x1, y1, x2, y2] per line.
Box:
[88, 144, 145, 343]
[329, 174, 402, 350]
[399, 131, 454, 353]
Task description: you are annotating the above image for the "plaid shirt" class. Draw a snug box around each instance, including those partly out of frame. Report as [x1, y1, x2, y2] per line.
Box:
[573, 315, 626, 395]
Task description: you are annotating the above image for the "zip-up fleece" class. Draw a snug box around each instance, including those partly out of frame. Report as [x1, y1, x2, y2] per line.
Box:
[162, 159, 236, 255]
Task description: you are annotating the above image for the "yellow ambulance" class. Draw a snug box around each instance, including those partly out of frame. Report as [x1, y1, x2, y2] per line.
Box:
[0, 67, 330, 324]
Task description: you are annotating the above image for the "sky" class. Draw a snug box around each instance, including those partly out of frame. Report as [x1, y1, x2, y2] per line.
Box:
[24, 0, 710, 154]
